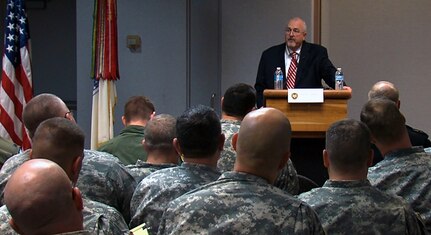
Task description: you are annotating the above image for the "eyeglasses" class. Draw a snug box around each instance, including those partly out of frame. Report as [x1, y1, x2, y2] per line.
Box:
[64, 111, 74, 119]
[286, 28, 302, 34]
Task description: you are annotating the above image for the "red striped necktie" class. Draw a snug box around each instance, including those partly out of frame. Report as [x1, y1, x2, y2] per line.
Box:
[287, 52, 297, 89]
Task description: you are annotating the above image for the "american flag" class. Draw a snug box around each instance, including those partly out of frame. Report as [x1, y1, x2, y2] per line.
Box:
[0, 0, 32, 150]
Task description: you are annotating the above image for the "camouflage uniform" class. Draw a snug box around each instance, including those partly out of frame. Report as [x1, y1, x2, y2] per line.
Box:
[274, 159, 299, 195]
[217, 119, 241, 172]
[0, 198, 130, 235]
[0, 150, 137, 224]
[217, 119, 299, 195]
[129, 162, 220, 234]
[77, 150, 137, 223]
[0, 137, 19, 167]
[298, 179, 426, 234]
[55, 231, 92, 235]
[0, 205, 13, 234]
[83, 198, 130, 235]
[127, 160, 177, 182]
[368, 146, 431, 232]
[158, 171, 324, 235]
[0, 150, 31, 206]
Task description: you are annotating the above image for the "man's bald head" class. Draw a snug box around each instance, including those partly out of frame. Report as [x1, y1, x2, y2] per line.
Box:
[23, 93, 72, 138]
[234, 108, 291, 181]
[31, 117, 85, 183]
[4, 159, 83, 235]
[368, 81, 399, 103]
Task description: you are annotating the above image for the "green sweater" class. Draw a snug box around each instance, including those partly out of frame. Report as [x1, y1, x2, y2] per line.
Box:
[98, 125, 147, 165]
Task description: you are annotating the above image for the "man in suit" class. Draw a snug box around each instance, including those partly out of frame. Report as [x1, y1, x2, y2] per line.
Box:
[255, 17, 337, 107]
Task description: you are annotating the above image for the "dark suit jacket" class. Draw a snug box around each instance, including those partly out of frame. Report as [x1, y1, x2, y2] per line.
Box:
[254, 41, 337, 107]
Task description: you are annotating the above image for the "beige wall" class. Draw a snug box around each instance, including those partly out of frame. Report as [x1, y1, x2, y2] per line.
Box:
[321, 0, 431, 135]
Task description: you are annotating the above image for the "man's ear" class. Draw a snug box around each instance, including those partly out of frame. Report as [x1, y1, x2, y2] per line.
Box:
[142, 139, 149, 152]
[121, 116, 127, 126]
[278, 151, 290, 171]
[71, 156, 83, 185]
[173, 138, 182, 155]
[367, 149, 374, 167]
[218, 134, 225, 151]
[323, 149, 329, 169]
[72, 187, 84, 211]
[9, 218, 23, 234]
[232, 133, 238, 151]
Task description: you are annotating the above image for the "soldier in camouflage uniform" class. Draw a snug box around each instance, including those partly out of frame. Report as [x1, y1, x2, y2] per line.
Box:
[2, 159, 89, 235]
[299, 119, 426, 234]
[8, 118, 130, 234]
[126, 114, 179, 182]
[158, 108, 324, 235]
[0, 144, 136, 225]
[217, 83, 299, 195]
[368, 81, 431, 164]
[0, 118, 130, 234]
[0, 187, 129, 235]
[0, 93, 76, 205]
[361, 98, 431, 233]
[0, 93, 136, 223]
[130, 105, 223, 234]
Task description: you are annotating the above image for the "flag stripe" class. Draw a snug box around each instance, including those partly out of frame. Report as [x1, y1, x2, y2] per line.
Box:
[0, 0, 33, 149]
[1, 69, 23, 123]
[0, 106, 22, 144]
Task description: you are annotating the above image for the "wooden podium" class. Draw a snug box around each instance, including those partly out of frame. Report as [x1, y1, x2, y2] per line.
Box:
[264, 89, 352, 138]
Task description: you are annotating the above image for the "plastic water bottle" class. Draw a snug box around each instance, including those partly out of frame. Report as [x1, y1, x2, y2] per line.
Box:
[274, 67, 283, 90]
[335, 67, 344, 90]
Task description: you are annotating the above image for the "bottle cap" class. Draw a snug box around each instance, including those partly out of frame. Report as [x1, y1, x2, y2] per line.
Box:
[276, 67, 281, 70]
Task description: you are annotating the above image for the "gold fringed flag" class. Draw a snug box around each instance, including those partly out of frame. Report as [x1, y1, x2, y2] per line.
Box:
[90, 0, 119, 149]
[0, 0, 33, 150]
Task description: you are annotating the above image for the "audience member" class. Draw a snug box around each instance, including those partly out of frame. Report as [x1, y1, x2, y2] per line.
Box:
[158, 108, 324, 234]
[361, 98, 431, 232]
[4, 159, 87, 235]
[368, 81, 431, 164]
[0, 117, 129, 234]
[299, 119, 426, 234]
[0, 93, 136, 223]
[218, 83, 299, 195]
[255, 17, 337, 107]
[0, 93, 74, 200]
[130, 105, 223, 234]
[127, 114, 178, 182]
[0, 137, 19, 169]
[98, 95, 155, 165]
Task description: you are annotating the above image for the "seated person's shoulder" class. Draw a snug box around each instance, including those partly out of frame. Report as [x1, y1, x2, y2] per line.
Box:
[406, 125, 431, 147]
[84, 149, 122, 164]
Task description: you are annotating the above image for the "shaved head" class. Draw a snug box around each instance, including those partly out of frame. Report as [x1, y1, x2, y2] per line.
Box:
[368, 81, 399, 103]
[234, 108, 291, 180]
[4, 159, 83, 235]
